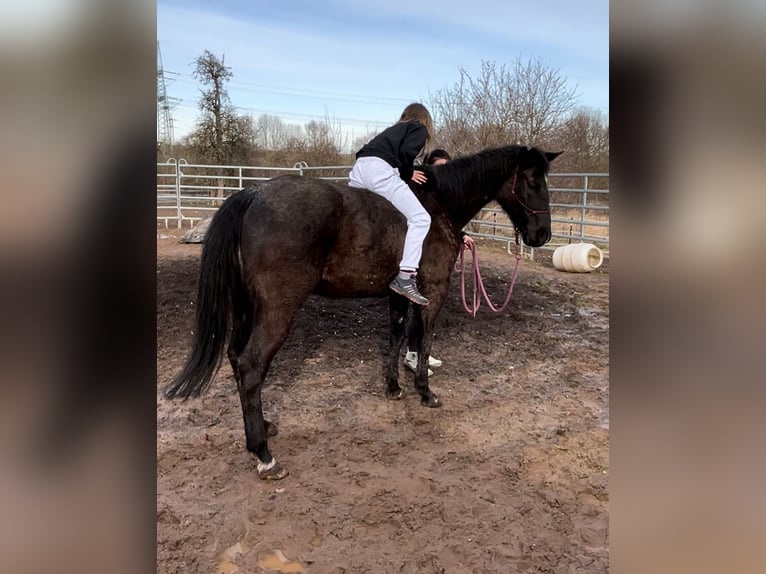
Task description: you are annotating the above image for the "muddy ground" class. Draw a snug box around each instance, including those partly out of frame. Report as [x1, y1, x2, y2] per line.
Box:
[157, 232, 609, 574]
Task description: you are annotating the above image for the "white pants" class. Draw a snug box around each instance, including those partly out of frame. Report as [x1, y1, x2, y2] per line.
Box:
[348, 156, 431, 271]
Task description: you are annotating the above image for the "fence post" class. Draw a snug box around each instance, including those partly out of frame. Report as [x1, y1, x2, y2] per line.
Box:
[294, 161, 308, 176]
[176, 158, 188, 228]
[216, 167, 224, 204]
[581, 175, 588, 242]
[174, 159, 182, 229]
[238, 167, 243, 190]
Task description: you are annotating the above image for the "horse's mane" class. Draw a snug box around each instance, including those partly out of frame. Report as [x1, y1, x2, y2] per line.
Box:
[425, 145, 551, 204]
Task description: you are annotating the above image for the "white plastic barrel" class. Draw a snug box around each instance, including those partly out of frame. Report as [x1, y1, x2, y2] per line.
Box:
[552, 243, 604, 272]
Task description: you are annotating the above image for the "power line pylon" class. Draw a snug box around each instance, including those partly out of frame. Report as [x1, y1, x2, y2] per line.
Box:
[157, 41, 176, 149]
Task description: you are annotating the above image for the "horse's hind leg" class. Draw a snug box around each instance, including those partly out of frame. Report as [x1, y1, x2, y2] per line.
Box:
[233, 300, 300, 480]
[386, 294, 410, 399]
[227, 317, 278, 438]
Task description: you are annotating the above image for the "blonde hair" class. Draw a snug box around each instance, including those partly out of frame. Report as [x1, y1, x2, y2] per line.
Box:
[399, 102, 434, 140]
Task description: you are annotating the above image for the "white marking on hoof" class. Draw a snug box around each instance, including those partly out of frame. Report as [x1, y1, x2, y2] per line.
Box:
[256, 458, 276, 474]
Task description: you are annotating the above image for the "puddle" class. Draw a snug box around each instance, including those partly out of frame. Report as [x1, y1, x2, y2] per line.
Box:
[216, 541, 246, 574]
[256, 550, 306, 573]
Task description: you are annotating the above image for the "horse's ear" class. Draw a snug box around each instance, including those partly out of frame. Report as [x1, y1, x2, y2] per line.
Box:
[545, 151, 563, 163]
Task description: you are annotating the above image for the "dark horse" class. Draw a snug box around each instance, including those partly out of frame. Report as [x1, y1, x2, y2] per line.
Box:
[165, 145, 561, 479]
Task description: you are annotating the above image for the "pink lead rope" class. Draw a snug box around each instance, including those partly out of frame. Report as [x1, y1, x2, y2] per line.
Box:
[459, 232, 522, 317]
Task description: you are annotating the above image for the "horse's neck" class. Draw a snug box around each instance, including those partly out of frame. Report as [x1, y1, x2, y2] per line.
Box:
[440, 154, 518, 231]
[457, 188, 497, 230]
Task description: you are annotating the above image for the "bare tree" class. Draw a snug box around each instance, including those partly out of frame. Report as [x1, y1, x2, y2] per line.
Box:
[190, 113, 255, 166]
[512, 58, 580, 144]
[350, 130, 379, 154]
[253, 114, 303, 151]
[188, 50, 254, 166]
[304, 114, 346, 166]
[551, 108, 609, 173]
[429, 58, 579, 154]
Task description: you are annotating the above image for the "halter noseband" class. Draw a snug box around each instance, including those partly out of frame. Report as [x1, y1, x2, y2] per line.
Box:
[509, 166, 550, 216]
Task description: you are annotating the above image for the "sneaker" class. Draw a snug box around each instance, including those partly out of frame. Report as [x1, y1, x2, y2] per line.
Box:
[404, 351, 433, 376]
[389, 274, 429, 306]
[405, 350, 443, 368]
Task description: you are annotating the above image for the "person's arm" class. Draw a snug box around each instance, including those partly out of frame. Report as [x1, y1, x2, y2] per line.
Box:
[398, 123, 428, 181]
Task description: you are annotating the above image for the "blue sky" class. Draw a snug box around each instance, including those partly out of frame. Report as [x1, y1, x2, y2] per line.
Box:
[158, 0, 608, 149]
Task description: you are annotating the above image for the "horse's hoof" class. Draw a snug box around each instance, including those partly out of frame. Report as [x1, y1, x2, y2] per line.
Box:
[386, 387, 404, 400]
[265, 422, 279, 438]
[421, 394, 442, 408]
[257, 460, 289, 480]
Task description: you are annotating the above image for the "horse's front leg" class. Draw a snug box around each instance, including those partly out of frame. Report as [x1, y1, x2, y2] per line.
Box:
[409, 305, 442, 408]
[386, 294, 410, 399]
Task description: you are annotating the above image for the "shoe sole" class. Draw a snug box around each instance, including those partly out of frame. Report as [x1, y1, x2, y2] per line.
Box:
[408, 354, 442, 369]
[404, 362, 433, 376]
[389, 284, 429, 306]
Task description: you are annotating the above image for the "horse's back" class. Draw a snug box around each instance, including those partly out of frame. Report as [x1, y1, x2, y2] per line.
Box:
[243, 175, 341, 231]
[239, 175, 405, 298]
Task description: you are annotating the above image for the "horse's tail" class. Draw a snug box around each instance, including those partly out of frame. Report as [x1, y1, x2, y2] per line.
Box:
[164, 188, 257, 399]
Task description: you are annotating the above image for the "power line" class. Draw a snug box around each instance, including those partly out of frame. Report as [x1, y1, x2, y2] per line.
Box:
[167, 69, 398, 139]
[172, 99, 390, 127]
[234, 106, 391, 128]
[167, 74, 409, 107]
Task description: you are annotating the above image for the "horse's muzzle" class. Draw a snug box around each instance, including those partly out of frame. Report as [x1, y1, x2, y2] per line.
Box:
[524, 227, 552, 248]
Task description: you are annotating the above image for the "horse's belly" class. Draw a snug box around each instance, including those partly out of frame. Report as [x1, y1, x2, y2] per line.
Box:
[316, 267, 391, 298]
[318, 240, 398, 295]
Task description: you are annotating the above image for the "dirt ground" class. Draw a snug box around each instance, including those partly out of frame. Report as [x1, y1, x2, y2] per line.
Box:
[156, 231, 609, 574]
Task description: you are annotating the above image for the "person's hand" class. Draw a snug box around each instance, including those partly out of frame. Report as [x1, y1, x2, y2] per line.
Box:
[411, 170, 427, 185]
[463, 234, 474, 248]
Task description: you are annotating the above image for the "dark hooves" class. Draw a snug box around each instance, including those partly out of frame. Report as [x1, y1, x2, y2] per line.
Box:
[386, 387, 404, 400]
[265, 421, 279, 438]
[421, 394, 442, 408]
[257, 461, 289, 481]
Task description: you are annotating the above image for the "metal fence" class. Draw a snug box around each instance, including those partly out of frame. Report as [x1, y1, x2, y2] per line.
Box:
[157, 159, 609, 256]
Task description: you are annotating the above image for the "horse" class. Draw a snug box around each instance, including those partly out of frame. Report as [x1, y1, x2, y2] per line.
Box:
[164, 145, 561, 480]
